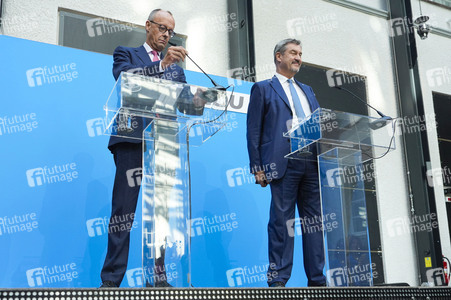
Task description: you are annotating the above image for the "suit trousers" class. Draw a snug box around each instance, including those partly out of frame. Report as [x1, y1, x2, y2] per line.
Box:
[101, 142, 142, 286]
[267, 158, 326, 286]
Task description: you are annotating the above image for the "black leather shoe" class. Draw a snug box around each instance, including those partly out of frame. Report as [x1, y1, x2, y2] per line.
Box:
[100, 281, 118, 288]
[155, 281, 173, 287]
[308, 282, 327, 287]
[269, 281, 285, 287]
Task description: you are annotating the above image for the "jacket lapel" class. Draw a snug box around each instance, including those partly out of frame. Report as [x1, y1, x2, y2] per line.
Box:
[134, 46, 152, 65]
[294, 78, 318, 112]
[269, 75, 291, 110]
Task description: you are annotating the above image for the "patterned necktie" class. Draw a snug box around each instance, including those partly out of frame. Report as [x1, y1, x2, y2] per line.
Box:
[288, 79, 306, 120]
[150, 50, 159, 62]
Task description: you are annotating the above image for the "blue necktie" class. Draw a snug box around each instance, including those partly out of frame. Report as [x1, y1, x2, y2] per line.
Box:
[288, 79, 305, 120]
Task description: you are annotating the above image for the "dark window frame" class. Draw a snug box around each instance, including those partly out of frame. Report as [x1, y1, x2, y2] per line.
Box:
[58, 7, 187, 66]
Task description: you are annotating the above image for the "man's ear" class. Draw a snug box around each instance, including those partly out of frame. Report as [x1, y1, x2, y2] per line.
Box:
[275, 52, 281, 63]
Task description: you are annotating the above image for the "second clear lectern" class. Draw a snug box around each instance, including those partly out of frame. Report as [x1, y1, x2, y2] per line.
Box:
[105, 73, 228, 287]
[284, 108, 395, 287]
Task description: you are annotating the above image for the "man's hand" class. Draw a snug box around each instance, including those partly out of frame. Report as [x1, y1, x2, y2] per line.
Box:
[193, 88, 208, 108]
[161, 46, 188, 69]
[254, 171, 268, 187]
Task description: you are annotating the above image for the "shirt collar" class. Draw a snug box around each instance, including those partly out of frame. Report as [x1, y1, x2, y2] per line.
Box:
[275, 72, 293, 85]
[143, 42, 160, 56]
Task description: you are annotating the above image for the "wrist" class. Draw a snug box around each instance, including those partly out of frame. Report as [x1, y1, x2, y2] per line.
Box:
[159, 61, 166, 71]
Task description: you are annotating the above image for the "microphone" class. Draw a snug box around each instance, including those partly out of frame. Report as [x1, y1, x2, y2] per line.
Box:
[167, 41, 228, 93]
[333, 86, 392, 130]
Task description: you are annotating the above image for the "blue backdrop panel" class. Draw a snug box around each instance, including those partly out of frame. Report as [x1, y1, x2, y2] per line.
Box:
[0, 35, 307, 288]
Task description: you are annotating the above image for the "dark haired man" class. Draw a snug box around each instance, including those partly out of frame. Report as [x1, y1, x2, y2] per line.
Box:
[247, 38, 326, 287]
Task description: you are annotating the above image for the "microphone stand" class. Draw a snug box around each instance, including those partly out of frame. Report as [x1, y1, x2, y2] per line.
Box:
[334, 86, 392, 130]
[168, 41, 228, 91]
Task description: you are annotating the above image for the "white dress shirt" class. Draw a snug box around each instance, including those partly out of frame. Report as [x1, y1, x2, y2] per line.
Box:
[143, 42, 164, 72]
[274, 73, 312, 125]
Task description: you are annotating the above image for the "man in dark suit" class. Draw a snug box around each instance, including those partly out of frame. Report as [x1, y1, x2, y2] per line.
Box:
[100, 9, 205, 288]
[246, 38, 326, 287]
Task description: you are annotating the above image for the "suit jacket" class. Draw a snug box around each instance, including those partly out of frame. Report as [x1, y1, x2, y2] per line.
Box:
[108, 45, 200, 150]
[246, 75, 320, 180]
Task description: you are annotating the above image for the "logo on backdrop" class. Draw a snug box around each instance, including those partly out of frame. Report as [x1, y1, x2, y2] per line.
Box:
[26, 63, 78, 87]
[226, 263, 275, 287]
[126, 268, 143, 287]
[0, 113, 38, 136]
[0, 213, 38, 236]
[26, 162, 78, 188]
[86, 115, 142, 137]
[213, 91, 249, 114]
[226, 167, 250, 187]
[86, 218, 107, 237]
[86, 117, 106, 137]
[188, 213, 238, 237]
[226, 268, 246, 287]
[26, 263, 78, 287]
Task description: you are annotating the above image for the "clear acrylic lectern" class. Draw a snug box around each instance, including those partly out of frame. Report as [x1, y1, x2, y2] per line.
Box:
[104, 72, 228, 287]
[284, 108, 395, 287]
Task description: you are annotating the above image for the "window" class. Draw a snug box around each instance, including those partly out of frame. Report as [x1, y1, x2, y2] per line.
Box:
[58, 8, 186, 61]
[425, 0, 451, 9]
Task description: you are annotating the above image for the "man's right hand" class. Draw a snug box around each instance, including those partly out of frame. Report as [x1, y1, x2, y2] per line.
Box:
[161, 46, 188, 69]
[254, 171, 268, 187]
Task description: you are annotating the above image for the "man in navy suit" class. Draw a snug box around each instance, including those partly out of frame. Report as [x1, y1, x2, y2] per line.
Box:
[100, 9, 205, 288]
[246, 38, 326, 287]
